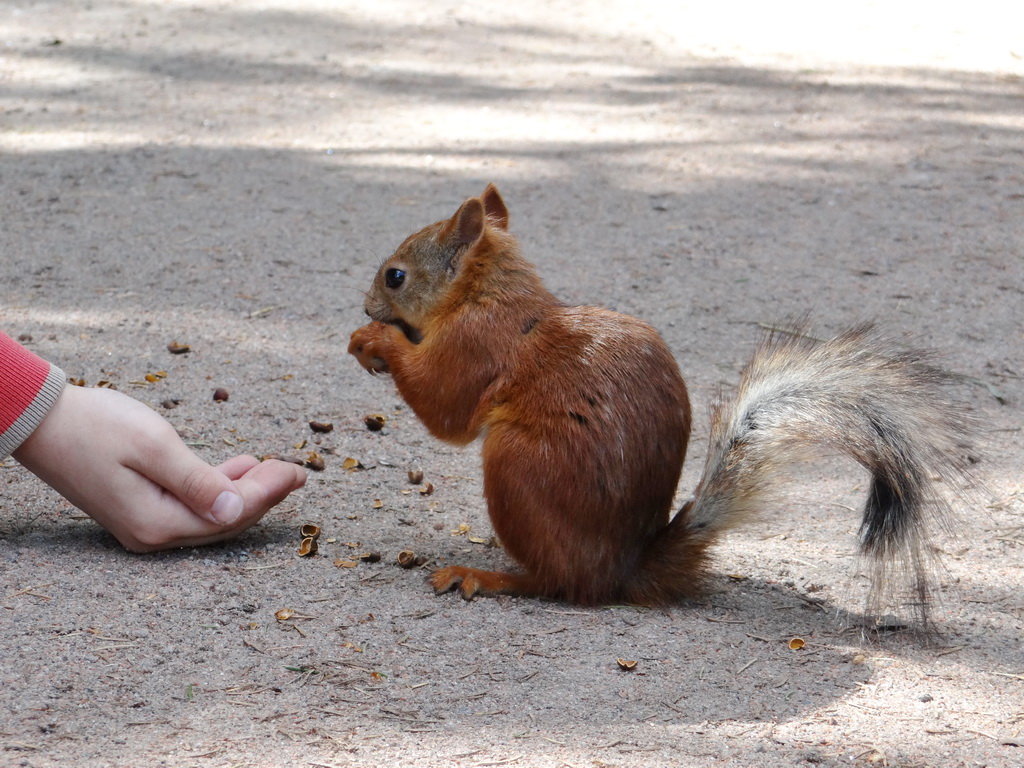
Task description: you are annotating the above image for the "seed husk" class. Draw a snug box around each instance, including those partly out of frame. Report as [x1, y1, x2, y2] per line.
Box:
[397, 550, 425, 569]
[364, 414, 386, 432]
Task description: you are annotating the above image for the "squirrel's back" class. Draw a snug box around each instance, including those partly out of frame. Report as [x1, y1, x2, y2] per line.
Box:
[479, 304, 693, 604]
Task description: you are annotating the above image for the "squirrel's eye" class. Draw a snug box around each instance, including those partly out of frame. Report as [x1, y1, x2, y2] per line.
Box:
[384, 268, 406, 289]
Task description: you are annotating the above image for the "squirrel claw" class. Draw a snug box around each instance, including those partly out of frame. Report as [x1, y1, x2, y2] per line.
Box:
[348, 326, 391, 373]
[364, 356, 390, 374]
[430, 567, 480, 600]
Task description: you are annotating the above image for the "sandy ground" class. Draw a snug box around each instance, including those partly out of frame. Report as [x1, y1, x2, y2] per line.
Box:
[1, 2, 1022, 766]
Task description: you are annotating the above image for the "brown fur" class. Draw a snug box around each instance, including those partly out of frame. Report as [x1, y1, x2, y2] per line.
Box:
[349, 185, 972, 618]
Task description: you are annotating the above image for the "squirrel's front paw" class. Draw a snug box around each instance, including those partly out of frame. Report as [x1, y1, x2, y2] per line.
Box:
[348, 324, 390, 374]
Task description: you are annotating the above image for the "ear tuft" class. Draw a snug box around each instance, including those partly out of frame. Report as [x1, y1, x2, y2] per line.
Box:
[482, 184, 509, 230]
[452, 197, 485, 247]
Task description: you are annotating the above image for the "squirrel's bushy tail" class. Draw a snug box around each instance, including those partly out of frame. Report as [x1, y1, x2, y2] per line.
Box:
[633, 324, 974, 625]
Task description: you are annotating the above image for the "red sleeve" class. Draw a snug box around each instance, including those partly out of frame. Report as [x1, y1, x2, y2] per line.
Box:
[0, 332, 66, 458]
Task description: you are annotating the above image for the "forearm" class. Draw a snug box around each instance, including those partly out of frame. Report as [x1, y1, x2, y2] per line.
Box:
[350, 320, 496, 443]
[0, 332, 66, 459]
[391, 346, 494, 444]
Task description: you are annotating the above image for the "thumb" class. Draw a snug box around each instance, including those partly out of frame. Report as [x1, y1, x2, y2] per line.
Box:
[134, 447, 246, 526]
[178, 460, 246, 525]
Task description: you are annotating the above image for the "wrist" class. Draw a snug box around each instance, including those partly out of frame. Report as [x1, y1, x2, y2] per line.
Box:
[1, 337, 66, 460]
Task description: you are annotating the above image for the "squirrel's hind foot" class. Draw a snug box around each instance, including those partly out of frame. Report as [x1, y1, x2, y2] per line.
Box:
[430, 566, 541, 600]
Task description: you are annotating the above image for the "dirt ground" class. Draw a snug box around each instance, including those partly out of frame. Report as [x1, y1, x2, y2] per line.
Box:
[1, 2, 1022, 767]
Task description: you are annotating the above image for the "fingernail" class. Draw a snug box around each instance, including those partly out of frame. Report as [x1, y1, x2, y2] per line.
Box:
[211, 491, 244, 525]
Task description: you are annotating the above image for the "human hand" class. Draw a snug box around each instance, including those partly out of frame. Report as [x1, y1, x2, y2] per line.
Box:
[12, 385, 306, 552]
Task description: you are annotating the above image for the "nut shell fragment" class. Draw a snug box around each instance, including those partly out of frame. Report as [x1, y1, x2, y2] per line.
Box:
[297, 537, 318, 557]
[788, 637, 806, 650]
[407, 469, 424, 485]
[300, 524, 321, 539]
[309, 420, 334, 433]
[616, 659, 638, 671]
[397, 550, 425, 569]
[364, 414, 386, 432]
[167, 341, 191, 354]
[213, 387, 229, 402]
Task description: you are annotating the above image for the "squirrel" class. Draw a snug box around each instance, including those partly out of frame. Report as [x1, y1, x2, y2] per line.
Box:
[348, 184, 974, 623]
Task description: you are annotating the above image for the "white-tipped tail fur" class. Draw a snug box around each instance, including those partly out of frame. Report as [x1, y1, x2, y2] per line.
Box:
[683, 323, 974, 627]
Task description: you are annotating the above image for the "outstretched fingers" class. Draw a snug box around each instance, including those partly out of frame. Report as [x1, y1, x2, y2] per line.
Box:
[122, 458, 306, 552]
[230, 458, 308, 520]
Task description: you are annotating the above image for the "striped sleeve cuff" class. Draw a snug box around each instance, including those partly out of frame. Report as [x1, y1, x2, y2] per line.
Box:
[0, 363, 66, 459]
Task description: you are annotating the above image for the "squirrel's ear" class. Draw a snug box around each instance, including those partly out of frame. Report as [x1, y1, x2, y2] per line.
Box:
[481, 184, 509, 230]
[450, 197, 485, 247]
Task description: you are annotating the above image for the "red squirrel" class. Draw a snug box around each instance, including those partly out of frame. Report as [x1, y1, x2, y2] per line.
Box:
[349, 185, 972, 621]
